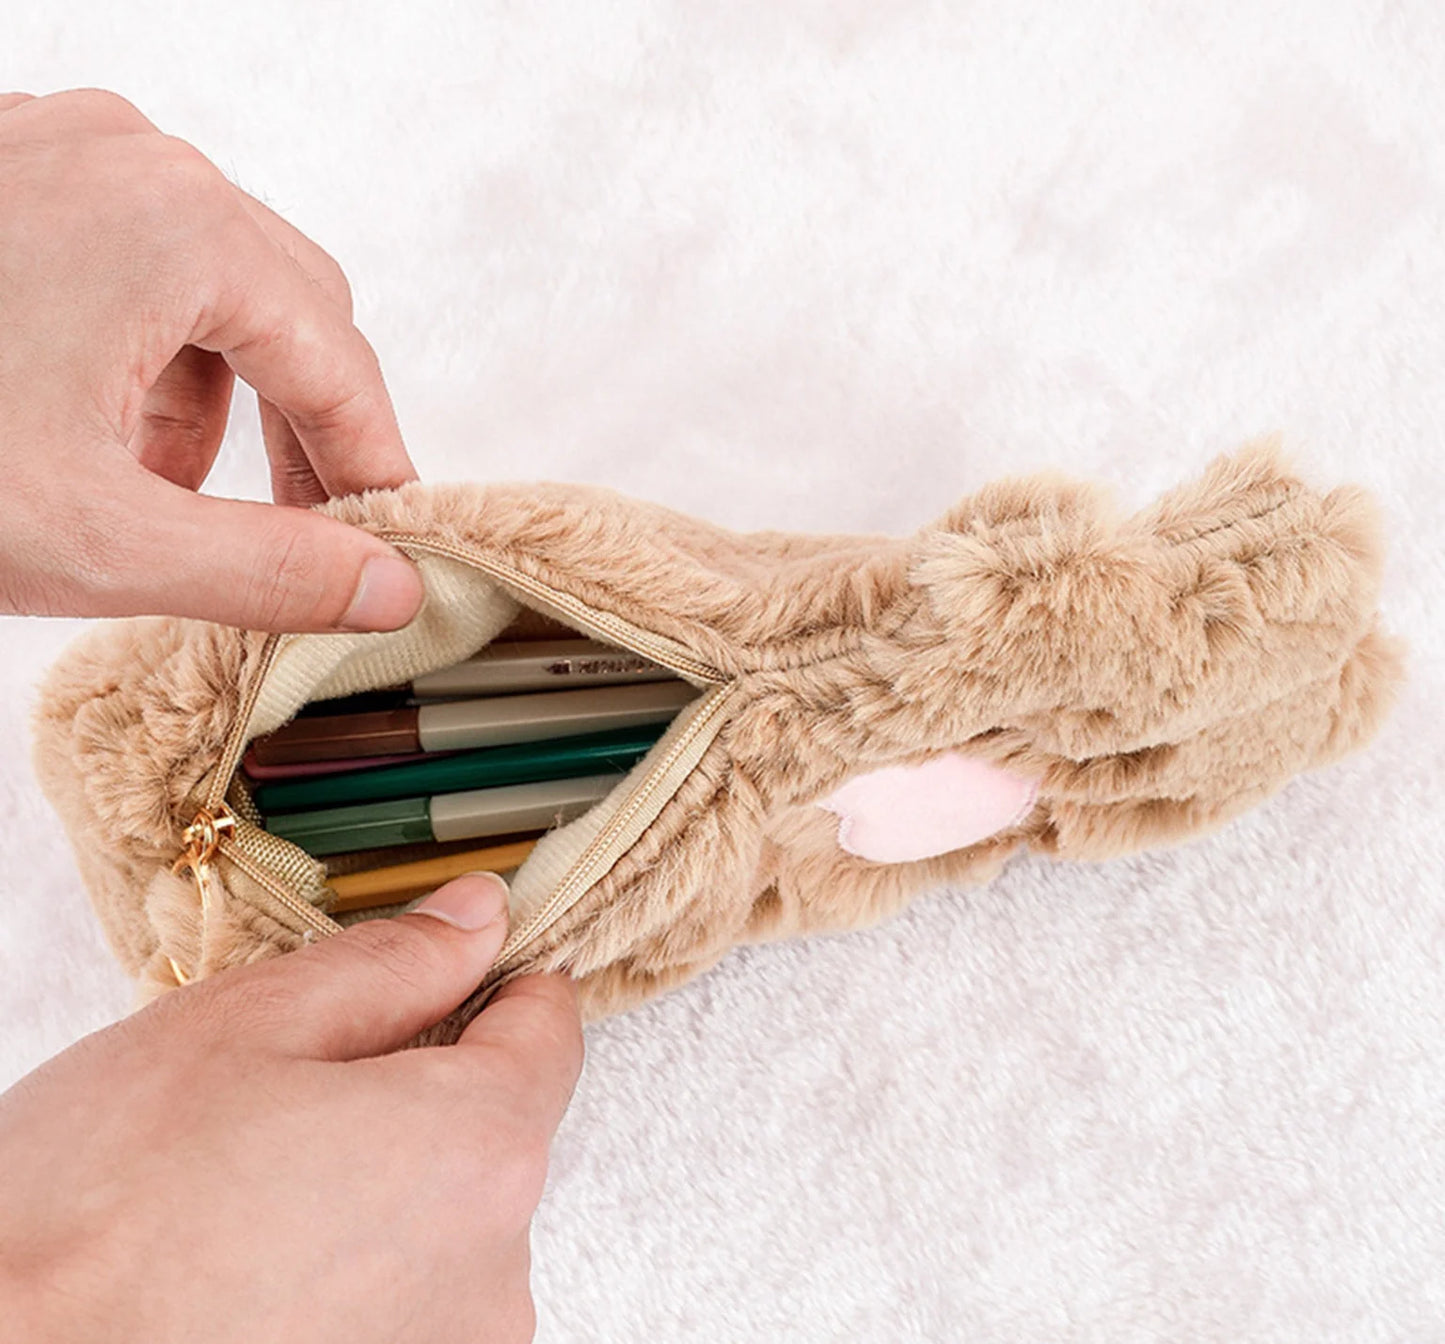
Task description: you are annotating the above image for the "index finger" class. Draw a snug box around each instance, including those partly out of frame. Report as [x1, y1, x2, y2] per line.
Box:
[187, 200, 416, 498]
[456, 973, 585, 1138]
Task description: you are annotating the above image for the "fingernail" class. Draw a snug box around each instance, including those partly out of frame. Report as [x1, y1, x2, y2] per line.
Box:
[341, 552, 425, 632]
[412, 872, 510, 932]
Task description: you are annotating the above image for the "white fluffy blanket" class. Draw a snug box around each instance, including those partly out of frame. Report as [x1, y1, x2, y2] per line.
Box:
[3, 4, 1442, 1338]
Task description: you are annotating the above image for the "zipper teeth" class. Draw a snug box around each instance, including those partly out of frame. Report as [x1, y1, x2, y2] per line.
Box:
[221, 843, 341, 939]
[204, 633, 290, 814]
[188, 533, 737, 964]
[376, 532, 727, 686]
[486, 682, 737, 975]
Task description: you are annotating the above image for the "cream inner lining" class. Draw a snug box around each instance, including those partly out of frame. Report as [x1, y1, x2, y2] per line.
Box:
[236, 553, 711, 926]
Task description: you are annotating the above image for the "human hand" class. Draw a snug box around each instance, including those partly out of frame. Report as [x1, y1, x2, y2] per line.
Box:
[0, 873, 583, 1344]
[0, 88, 425, 632]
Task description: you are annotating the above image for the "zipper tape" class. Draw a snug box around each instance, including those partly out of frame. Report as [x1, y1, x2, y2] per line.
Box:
[486, 681, 737, 977]
[175, 534, 738, 976]
[378, 533, 726, 688]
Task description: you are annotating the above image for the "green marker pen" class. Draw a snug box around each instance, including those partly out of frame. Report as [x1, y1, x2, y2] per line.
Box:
[253, 724, 664, 813]
[267, 772, 621, 857]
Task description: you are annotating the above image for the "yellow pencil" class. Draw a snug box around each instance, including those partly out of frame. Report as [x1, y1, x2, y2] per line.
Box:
[326, 838, 540, 913]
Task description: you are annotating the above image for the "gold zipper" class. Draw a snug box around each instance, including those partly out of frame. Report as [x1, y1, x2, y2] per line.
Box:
[173, 535, 737, 977]
[171, 803, 237, 920]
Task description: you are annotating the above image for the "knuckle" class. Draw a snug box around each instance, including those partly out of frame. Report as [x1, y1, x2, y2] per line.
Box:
[149, 970, 296, 1047]
[344, 919, 446, 996]
[289, 378, 371, 442]
[156, 131, 211, 167]
[352, 327, 381, 372]
[357, 331, 384, 381]
[307, 329, 382, 428]
[149, 135, 230, 208]
[90, 138, 237, 266]
[311, 249, 353, 316]
[267, 452, 327, 505]
[155, 134, 221, 184]
[52, 87, 152, 131]
[140, 405, 214, 464]
[203, 970, 304, 1038]
[309, 326, 382, 412]
[241, 521, 330, 629]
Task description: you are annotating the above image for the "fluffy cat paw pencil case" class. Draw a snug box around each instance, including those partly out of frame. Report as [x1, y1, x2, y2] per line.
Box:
[32, 443, 1402, 1041]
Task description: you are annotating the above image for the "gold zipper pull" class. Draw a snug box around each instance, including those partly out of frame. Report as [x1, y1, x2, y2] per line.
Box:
[171, 803, 237, 919]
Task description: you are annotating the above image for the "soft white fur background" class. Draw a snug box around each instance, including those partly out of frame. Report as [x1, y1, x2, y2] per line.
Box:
[4, 4, 1444, 1339]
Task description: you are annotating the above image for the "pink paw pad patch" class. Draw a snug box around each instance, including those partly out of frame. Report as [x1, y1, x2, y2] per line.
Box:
[816, 751, 1039, 864]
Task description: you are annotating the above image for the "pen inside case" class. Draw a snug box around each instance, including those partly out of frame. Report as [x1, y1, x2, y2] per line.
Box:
[241, 623, 706, 915]
[130, 514, 740, 1011]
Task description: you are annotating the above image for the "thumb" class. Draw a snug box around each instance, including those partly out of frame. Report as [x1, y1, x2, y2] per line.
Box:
[211, 872, 513, 1061]
[81, 466, 424, 632]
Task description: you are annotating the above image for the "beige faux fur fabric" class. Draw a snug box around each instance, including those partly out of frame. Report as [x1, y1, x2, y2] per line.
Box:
[31, 443, 1402, 1036]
